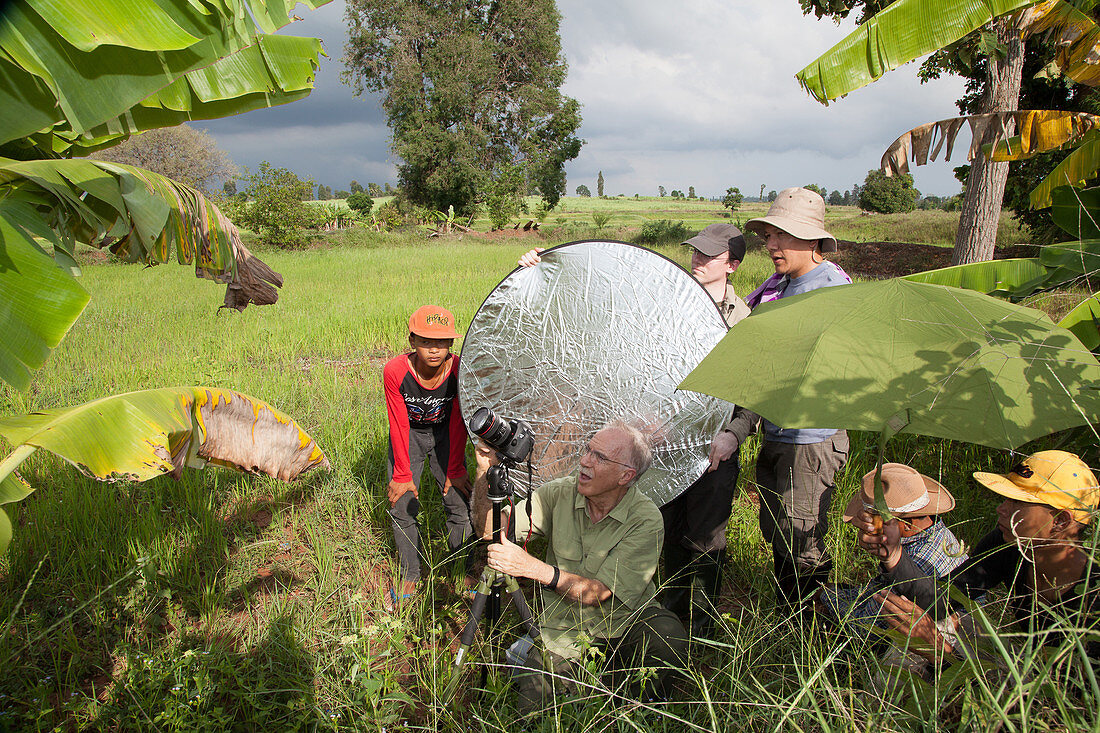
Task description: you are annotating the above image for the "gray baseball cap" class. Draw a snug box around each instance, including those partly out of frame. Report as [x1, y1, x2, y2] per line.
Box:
[682, 223, 746, 261]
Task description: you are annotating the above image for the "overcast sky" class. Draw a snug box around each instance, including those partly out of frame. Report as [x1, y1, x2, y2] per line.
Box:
[201, 0, 971, 198]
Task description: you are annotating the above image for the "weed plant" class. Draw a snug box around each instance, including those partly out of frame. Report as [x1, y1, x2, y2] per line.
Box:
[0, 234, 1096, 730]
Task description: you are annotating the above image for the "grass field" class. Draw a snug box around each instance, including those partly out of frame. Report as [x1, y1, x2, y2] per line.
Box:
[1, 216, 1096, 730]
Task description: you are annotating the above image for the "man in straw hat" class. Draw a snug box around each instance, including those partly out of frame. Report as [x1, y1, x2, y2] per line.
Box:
[818, 463, 966, 630]
[856, 450, 1100, 661]
[711, 187, 852, 613]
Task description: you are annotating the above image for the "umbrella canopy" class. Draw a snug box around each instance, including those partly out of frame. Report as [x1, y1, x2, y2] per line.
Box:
[679, 278, 1100, 451]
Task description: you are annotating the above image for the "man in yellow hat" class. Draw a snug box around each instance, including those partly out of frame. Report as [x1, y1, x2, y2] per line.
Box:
[855, 450, 1100, 660]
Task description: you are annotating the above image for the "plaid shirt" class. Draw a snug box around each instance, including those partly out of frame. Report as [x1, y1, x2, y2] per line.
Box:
[821, 519, 968, 627]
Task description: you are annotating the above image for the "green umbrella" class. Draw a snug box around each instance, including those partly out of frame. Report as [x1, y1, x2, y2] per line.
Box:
[678, 278, 1100, 517]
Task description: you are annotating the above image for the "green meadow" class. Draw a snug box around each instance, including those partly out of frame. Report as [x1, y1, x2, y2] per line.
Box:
[0, 210, 1096, 730]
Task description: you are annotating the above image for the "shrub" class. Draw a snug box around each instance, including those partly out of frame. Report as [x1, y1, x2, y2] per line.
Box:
[858, 169, 920, 214]
[635, 219, 692, 246]
[234, 161, 315, 248]
[346, 191, 374, 216]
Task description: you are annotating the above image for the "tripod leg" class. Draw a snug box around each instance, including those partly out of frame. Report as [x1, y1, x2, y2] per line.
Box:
[501, 574, 541, 642]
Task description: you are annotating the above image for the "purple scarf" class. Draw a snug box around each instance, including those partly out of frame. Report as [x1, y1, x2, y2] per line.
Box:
[745, 261, 851, 310]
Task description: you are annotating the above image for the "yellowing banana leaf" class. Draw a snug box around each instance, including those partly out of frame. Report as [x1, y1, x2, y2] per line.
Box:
[795, 0, 1041, 105]
[0, 387, 330, 555]
[1031, 132, 1100, 208]
[881, 111, 1100, 176]
[902, 258, 1051, 298]
[1059, 293, 1100, 349]
[0, 0, 330, 147]
[983, 111, 1100, 161]
[1017, 0, 1100, 84]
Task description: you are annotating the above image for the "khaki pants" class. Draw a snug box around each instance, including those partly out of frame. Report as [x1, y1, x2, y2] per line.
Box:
[756, 432, 849, 575]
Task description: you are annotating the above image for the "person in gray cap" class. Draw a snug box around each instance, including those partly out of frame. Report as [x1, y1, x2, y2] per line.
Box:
[517, 223, 751, 635]
[709, 187, 851, 617]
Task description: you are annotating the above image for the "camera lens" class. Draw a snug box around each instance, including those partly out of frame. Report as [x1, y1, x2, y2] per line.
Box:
[470, 407, 511, 446]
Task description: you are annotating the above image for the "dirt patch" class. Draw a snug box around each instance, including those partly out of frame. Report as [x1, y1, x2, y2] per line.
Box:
[829, 240, 1044, 280]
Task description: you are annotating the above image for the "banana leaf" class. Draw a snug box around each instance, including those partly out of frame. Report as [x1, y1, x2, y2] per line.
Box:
[0, 0, 330, 147]
[1058, 293, 1100, 349]
[795, 0, 1042, 105]
[0, 387, 331, 555]
[1051, 184, 1100, 238]
[880, 111, 1100, 176]
[1017, 0, 1100, 84]
[902, 258, 1051, 298]
[0, 198, 90, 390]
[0, 156, 282, 389]
[1031, 131, 1100, 208]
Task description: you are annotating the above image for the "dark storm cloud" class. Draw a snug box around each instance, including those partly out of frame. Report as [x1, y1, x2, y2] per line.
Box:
[202, 0, 970, 198]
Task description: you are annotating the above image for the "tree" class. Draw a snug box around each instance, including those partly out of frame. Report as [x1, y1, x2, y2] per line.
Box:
[597, 170, 605, 198]
[768, 190, 778, 202]
[794, 0, 1094, 263]
[349, 180, 364, 194]
[236, 162, 316, 248]
[485, 162, 527, 230]
[858, 169, 920, 213]
[804, 183, 827, 198]
[658, 185, 666, 197]
[367, 182, 383, 197]
[688, 185, 696, 198]
[316, 184, 332, 200]
[384, 183, 394, 195]
[224, 180, 238, 196]
[91, 124, 237, 193]
[342, 0, 582, 216]
[0, 0, 327, 390]
[346, 191, 373, 215]
[576, 184, 591, 197]
[827, 190, 844, 205]
[722, 187, 744, 212]
[335, 189, 351, 199]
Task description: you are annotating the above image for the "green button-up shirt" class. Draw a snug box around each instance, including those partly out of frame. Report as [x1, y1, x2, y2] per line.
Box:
[513, 475, 663, 660]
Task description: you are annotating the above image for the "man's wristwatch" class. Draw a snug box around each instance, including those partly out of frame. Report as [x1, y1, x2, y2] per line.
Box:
[544, 565, 560, 591]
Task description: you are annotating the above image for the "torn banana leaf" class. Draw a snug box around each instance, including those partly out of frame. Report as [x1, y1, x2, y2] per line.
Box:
[881, 111, 1100, 177]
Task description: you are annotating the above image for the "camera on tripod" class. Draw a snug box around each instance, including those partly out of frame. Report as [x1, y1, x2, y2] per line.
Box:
[469, 407, 534, 505]
[469, 407, 534, 465]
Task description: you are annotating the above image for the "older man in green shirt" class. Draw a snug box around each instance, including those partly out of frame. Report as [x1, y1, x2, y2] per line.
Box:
[474, 420, 688, 714]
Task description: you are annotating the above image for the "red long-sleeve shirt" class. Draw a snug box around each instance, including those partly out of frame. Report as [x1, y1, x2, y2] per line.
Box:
[383, 353, 468, 482]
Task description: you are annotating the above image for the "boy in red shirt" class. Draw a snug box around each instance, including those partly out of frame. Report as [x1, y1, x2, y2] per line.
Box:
[383, 305, 472, 607]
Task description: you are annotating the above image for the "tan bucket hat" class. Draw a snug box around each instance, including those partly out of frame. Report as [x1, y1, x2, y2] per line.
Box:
[746, 187, 838, 253]
[974, 450, 1099, 525]
[842, 463, 956, 522]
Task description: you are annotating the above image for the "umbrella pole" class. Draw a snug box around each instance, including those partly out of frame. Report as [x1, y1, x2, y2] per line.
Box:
[873, 410, 912, 522]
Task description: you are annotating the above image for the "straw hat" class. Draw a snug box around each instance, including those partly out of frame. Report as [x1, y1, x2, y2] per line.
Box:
[745, 187, 838, 253]
[842, 463, 956, 522]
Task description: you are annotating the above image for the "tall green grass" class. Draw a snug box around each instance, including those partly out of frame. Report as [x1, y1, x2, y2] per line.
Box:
[0, 235, 1095, 730]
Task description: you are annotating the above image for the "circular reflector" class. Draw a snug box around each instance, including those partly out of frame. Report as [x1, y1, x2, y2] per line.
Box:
[458, 240, 732, 506]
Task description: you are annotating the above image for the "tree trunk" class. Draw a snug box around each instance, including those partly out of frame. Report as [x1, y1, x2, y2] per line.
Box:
[951, 18, 1025, 265]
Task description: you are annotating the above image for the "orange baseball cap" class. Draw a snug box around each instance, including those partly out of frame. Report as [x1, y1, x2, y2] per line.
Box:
[408, 305, 461, 339]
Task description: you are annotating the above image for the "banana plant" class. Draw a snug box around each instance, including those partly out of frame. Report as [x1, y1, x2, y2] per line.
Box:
[904, 184, 1100, 348]
[0, 0, 330, 390]
[0, 387, 331, 554]
[796, 0, 1100, 205]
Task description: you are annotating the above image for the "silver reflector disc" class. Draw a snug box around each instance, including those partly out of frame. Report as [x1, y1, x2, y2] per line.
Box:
[458, 240, 732, 506]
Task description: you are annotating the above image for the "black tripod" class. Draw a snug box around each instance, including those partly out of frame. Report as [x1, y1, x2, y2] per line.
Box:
[444, 457, 540, 699]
